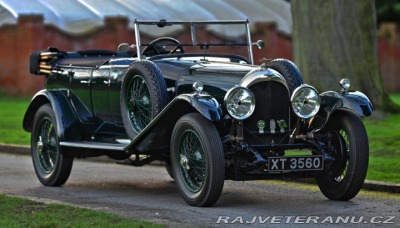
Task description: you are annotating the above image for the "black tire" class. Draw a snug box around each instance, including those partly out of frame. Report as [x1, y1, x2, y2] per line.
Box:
[171, 113, 225, 207]
[31, 104, 73, 186]
[121, 60, 169, 139]
[265, 58, 303, 94]
[165, 162, 174, 180]
[316, 111, 369, 200]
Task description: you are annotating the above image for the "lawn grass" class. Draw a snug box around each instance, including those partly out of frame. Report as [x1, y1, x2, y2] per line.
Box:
[0, 94, 399, 183]
[362, 93, 400, 183]
[0, 194, 163, 227]
[0, 95, 30, 145]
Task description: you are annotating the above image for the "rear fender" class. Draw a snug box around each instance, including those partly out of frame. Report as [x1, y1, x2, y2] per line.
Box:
[309, 91, 372, 131]
[124, 93, 222, 154]
[23, 90, 82, 141]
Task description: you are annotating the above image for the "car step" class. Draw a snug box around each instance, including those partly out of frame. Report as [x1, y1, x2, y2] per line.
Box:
[59, 141, 128, 151]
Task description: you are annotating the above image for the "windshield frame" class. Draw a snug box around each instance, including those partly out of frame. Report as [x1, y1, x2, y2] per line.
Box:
[133, 19, 254, 64]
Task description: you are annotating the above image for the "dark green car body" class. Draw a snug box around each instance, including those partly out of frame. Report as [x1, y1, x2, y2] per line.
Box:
[23, 20, 373, 206]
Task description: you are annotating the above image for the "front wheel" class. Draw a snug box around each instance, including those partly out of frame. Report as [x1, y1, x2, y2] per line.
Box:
[165, 161, 174, 180]
[316, 111, 369, 200]
[31, 104, 73, 186]
[171, 113, 225, 207]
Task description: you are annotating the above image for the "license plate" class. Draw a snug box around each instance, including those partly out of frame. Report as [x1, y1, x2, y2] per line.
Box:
[268, 156, 324, 171]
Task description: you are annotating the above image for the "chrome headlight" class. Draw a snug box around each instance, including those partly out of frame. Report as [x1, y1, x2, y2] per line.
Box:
[291, 85, 320, 119]
[224, 86, 255, 120]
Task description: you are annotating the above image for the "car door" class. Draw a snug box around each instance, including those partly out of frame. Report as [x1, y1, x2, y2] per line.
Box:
[91, 66, 112, 129]
[109, 66, 128, 126]
[69, 67, 95, 124]
[91, 65, 127, 136]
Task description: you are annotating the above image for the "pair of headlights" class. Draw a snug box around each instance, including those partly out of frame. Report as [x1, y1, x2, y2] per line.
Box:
[224, 85, 321, 120]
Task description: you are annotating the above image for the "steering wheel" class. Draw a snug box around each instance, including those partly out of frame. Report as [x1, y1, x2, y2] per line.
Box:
[142, 37, 184, 56]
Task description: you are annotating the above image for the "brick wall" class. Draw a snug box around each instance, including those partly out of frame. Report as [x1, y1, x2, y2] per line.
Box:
[378, 22, 400, 92]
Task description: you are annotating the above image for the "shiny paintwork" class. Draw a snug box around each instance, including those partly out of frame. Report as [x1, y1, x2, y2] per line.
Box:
[124, 93, 222, 154]
[24, 52, 372, 151]
[24, 55, 256, 143]
[23, 20, 374, 206]
[23, 90, 82, 141]
[309, 91, 373, 131]
[24, 52, 372, 156]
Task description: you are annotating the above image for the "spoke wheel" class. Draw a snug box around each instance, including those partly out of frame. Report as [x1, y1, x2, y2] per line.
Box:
[126, 75, 153, 134]
[171, 113, 224, 207]
[121, 60, 169, 139]
[36, 117, 58, 173]
[329, 131, 349, 183]
[178, 130, 206, 193]
[31, 104, 73, 186]
[316, 111, 369, 200]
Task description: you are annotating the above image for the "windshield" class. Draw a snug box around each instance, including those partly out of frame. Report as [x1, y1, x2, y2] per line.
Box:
[133, 20, 254, 64]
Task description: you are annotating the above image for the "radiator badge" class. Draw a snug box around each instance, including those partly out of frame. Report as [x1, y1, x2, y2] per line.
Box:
[270, 119, 276, 134]
[277, 120, 287, 133]
[257, 120, 266, 134]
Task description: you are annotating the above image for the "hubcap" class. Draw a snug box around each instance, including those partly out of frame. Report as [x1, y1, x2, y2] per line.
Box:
[180, 155, 190, 170]
[37, 136, 44, 153]
[328, 130, 350, 183]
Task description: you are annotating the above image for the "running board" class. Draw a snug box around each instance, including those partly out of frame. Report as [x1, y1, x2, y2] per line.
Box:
[60, 141, 128, 151]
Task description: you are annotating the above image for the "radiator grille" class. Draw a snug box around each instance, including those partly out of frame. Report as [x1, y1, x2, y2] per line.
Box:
[243, 81, 291, 144]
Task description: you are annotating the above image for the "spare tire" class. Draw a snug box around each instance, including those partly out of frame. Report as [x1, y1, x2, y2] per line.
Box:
[121, 60, 169, 139]
[265, 59, 303, 94]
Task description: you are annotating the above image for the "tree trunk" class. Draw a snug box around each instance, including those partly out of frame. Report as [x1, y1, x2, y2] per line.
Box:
[291, 0, 398, 112]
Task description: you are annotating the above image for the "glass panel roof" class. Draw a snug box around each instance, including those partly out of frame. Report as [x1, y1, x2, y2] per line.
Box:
[0, 0, 292, 37]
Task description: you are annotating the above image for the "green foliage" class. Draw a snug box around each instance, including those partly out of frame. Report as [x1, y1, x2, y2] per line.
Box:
[0, 195, 163, 227]
[376, 0, 400, 24]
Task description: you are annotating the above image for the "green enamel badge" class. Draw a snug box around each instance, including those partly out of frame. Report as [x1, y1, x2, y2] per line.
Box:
[257, 120, 266, 128]
[257, 120, 266, 134]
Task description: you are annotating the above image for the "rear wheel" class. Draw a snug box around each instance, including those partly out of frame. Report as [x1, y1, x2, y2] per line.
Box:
[171, 113, 225, 207]
[121, 60, 168, 139]
[31, 104, 73, 186]
[265, 59, 303, 94]
[316, 112, 369, 200]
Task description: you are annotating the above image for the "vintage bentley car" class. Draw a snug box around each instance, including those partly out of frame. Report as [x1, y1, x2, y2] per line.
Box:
[24, 20, 372, 207]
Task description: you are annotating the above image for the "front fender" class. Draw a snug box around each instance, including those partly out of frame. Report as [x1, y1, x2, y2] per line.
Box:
[23, 90, 82, 141]
[124, 93, 222, 154]
[309, 91, 373, 131]
[178, 94, 222, 121]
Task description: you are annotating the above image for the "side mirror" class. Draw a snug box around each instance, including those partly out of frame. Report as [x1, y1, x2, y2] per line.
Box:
[252, 40, 265, 49]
